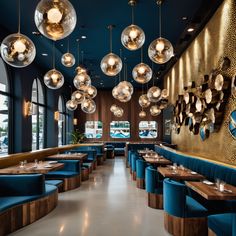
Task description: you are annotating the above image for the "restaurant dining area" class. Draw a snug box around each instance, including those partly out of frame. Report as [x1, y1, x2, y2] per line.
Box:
[0, 0, 236, 235]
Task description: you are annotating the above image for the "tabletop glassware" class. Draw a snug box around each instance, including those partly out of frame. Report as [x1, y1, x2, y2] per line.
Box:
[19, 161, 24, 168]
[215, 178, 220, 190]
[34, 159, 38, 168]
[219, 181, 226, 192]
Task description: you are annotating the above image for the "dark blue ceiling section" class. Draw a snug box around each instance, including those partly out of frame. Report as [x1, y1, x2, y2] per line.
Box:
[0, 0, 214, 89]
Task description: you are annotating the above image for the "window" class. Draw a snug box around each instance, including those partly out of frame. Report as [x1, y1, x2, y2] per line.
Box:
[58, 96, 66, 146]
[0, 59, 10, 155]
[139, 121, 158, 138]
[31, 78, 45, 150]
[85, 121, 102, 138]
[110, 121, 130, 138]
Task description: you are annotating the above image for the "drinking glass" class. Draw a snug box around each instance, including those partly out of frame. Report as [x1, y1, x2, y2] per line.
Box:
[20, 161, 24, 168]
[34, 159, 38, 168]
[215, 178, 220, 189]
[219, 181, 225, 192]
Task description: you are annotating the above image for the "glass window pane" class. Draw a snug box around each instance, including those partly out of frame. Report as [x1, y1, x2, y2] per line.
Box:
[0, 94, 8, 155]
[37, 79, 44, 104]
[31, 80, 37, 103]
[38, 106, 44, 149]
[110, 121, 130, 138]
[0, 58, 8, 93]
[85, 121, 103, 138]
[139, 121, 158, 138]
[32, 112, 37, 151]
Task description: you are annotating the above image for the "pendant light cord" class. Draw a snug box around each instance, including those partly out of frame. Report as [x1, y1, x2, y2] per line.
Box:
[67, 38, 70, 53]
[152, 62, 155, 86]
[159, 3, 162, 37]
[52, 41, 55, 69]
[109, 26, 113, 53]
[18, 0, 21, 33]
[131, 6, 135, 24]
[77, 40, 80, 64]
[140, 47, 143, 63]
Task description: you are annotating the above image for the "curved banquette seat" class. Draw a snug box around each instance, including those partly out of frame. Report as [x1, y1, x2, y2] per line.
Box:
[0, 174, 58, 236]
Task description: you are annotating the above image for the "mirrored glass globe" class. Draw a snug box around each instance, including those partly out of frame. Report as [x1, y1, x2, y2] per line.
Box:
[114, 107, 124, 117]
[147, 86, 162, 102]
[66, 99, 77, 111]
[73, 72, 91, 89]
[34, 0, 77, 41]
[139, 94, 151, 108]
[161, 89, 169, 98]
[139, 110, 146, 118]
[100, 53, 122, 76]
[150, 105, 161, 116]
[81, 98, 96, 114]
[110, 104, 118, 113]
[0, 33, 36, 68]
[132, 63, 152, 84]
[44, 69, 64, 89]
[118, 81, 134, 95]
[121, 24, 145, 51]
[148, 37, 174, 64]
[61, 52, 75, 67]
[116, 84, 132, 103]
[71, 90, 84, 104]
[112, 86, 119, 99]
[75, 65, 87, 75]
[84, 85, 97, 99]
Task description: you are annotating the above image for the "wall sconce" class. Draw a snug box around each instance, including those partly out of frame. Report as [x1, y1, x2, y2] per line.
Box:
[54, 111, 60, 121]
[24, 101, 33, 116]
[73, 118, 78, 125]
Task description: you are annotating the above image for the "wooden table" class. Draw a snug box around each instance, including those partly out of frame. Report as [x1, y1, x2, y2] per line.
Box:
[158, 167, 205, 181]
[143, 156, 172, 165]
[186, 181, 236, 200]
[138, 150, 155, 155]
[46, 153, 88, 162]
[0, 161, 64, 174]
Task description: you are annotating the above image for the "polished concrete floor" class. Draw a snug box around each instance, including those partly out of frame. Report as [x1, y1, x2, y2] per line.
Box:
[11, 157, 169, 236]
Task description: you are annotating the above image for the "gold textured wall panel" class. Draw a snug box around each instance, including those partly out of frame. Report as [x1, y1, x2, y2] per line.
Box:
[164, 0, 236, 166]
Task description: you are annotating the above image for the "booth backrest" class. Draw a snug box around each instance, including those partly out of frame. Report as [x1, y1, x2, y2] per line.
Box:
[155, 145, 236, 186]
[127, 143, 155, 152]
[105, 142, 126, 149]
[0, 174, 45, 196]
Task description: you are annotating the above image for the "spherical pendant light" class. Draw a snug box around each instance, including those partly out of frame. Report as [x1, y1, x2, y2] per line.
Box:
[132, 63, 152, 84]
[139, 110, 146, 118]
[75, 65, 87, 75]
[73, 72, 91, 89]
[114, 107, 124, 117]
[115, 83, 132, 103]
[110, 104, 118, 113]
[161, 89, 169, 98]
[112, 86, 119, 99]
[148, 37, 174, 64]
[118, 81, 134, 95]
[34, 0, 77, 41]
[44, 69, 64, 89]
[147, 86, 161, 102]
[150, 105, 161, 116]
[101, 53, 122, 76]
[85, 85, 97, 99]
[71, 90, 84, 104]
[121, 24, 145, 51]
[61, 52, 75, 67]
[66, 99, 77, 111]
[139, 94, 151, 108]
[81, 98, 96, 114]
[1, 33, 36, 68]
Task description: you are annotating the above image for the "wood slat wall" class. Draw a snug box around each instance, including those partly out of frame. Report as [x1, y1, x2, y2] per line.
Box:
[75, 90, 163, 142]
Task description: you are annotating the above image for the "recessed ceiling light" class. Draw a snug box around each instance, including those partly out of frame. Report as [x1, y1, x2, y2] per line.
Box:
[182, 16, 188, 20]
[81, 35, 87, 39]
[61, 44, 64, 47]
[100, 82, 103, 85]
[32, 31, 40, 35]
[187, 27, 194, 32]
[41, 53, 48, 56]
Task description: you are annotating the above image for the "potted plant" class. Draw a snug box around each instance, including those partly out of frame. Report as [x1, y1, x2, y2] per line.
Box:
[70, 129, 85, 144]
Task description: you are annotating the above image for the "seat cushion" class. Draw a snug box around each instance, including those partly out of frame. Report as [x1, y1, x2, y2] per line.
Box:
[186, 196, 208, 218]
[208, 213, 233, 236]
[0, 184, 57, 213]
[45, 171, 79, 178]
[45, 180, 63, 187]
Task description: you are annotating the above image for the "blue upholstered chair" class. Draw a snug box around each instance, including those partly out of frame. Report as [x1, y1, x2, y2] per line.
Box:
[136, 159, 147, 189]
[208, 213, 236, 236]
[145, 166, 163, 209]
[131, 152, 139, 180]
[163, 178, 208, 236]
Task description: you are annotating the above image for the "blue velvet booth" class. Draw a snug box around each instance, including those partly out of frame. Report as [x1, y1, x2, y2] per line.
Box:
[208, 213, 236, 236]
[145, 166, 163, 209]
[105, 142, 126, 156]
[136, 159, 147, 189]
[155, 145, 236, 214]
[45, 160, 81, 191]
[0, 174, 58, 235]
[105, 144, 115, 159]
[163, 178, 208, 236]
[131, 152, 140, 180]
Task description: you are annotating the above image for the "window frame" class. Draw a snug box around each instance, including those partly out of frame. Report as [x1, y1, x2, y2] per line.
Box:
[58, 95, 67, 146]
[31, 78, 46, 150]
[138, 121, 158, 139]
